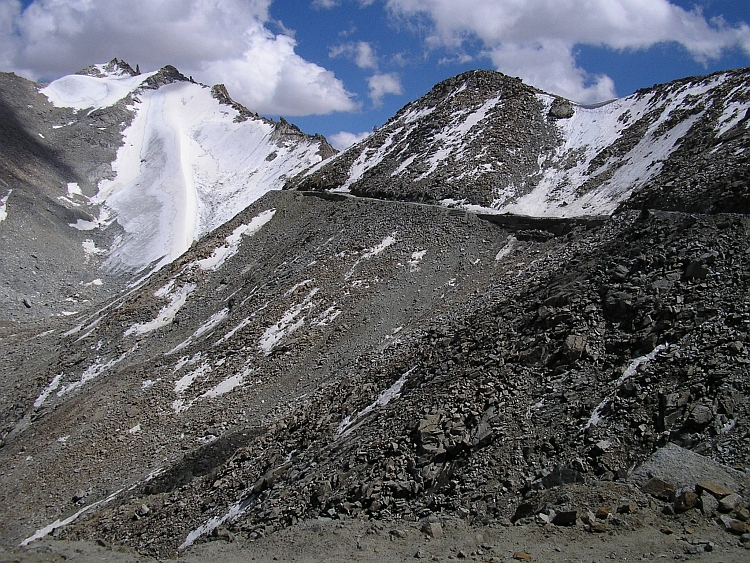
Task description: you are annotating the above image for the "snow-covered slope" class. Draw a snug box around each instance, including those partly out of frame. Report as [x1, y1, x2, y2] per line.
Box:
[291, 69, 750, 216]
[42, 60, 335, 273]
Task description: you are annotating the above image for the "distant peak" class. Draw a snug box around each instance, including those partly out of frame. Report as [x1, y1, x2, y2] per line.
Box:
[141, 65, 191, 90]
[211, 84, 258, 122]
[76, 58, 139, 79]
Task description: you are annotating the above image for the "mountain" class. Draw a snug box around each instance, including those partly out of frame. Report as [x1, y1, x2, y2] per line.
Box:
[0, 59, 334, 320]
[0, 65, 749, 560]
[290, 68, 750, 217]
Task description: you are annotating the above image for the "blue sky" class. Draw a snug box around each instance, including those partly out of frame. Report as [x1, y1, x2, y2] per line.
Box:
[3, 1, 750, 149]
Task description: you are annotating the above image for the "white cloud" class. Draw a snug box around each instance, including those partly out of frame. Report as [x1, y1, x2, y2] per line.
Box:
[313, 0, 375, 10]
[329, 130, 371, 150]
[312, 0, 340, 8]
[330, 41, 378, 68]
[368, 72, 404, 105]
[385, 0, 750, 102]
[0, 0, 358, 116]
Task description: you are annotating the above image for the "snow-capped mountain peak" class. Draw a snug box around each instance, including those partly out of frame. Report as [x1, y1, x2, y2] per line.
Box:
[290, 68, 750, 217]
[39, 60, 335, 274]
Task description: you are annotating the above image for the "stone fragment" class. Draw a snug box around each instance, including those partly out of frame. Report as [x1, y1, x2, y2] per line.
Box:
[512, 503, 537, 522]
[552, 510, 577, 526]
[548, 99, 574, 119]
[683, 261, 708, 280]
[421, 521, 443, 539]
[595, 507, 610, 519]
[687, 404, 713, 427]
[589, 522, 607, 533]
[617, 503, 637, 514]
[718, 493, 743, 513]
[736, 508, 750, 522]
[580, 511, 596, 525]
[719, 515, 750, 535]
[700, 493, 719, 517]
[660, 526, 674, 535]
[641, 477, 676, 501]
[512, 552, 532, 562]
[563, 334, 587, 360]
[696, 481, 733, 499]
[674, 491, 698, 513]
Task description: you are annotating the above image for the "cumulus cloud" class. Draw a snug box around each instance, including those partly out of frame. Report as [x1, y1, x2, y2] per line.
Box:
[330, 41, 378, 69]
[329, 130, 371, 150]
[0, 0, 358, 115]
[367, 72, 404, 106]
[385, 0, 750, 102]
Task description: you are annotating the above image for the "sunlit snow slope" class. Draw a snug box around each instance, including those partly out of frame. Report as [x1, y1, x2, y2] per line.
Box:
[42, 61, 334, 273]
[292, 69, 750, 217]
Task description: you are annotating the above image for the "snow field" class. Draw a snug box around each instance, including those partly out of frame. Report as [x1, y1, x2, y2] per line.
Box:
[45, 69, 326, 273]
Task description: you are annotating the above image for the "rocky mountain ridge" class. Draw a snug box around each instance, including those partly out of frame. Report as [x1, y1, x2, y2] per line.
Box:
[289, 68, 750, 217]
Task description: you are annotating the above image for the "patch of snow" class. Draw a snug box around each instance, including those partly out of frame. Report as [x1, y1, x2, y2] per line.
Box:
[259, 288, 319, 354]
[201, 367, 251, 399]
[20, 488, 124, 547]
[284, 279, 313, 297]
[67, 183, 83, 197]
[399, 105, 435, 124]
[81, 239, 106, 259]
[56, 345, 137, 398]
[345, 233, 397, 279]
[84, 279, 103, 287]
[313, 306, 342, 327]
[128, 424, 141, 434]
[585, 344, 668, 429]
[173, 353, 202, 372]
[41, 72, 154, 111]
[179, 496, 254, 551]
[215, 317, 252, 346]
[495, 236, 518, 261]
[69, 208, 111, 231]
[33, 374, 63, 408]
[0, 189, 12, 222]
[174, 362, 211, 395]
[335, 367, 416, 440]
[141, 379, 155, 389]
[717, 99, 750, 136]
[196, 209, 276, 271]
[408, 249, 427, 272]
[498, 84, 714, 217]
[417, 95, 501, 180]
[342, 128, 402, 189]
[124, 283, 196, 336]
[167, 308, 229, 355]
[92, 79, 325, 273]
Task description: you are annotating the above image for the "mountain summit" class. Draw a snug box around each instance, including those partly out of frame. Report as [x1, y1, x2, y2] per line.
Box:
[290, 68, 750, 217]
